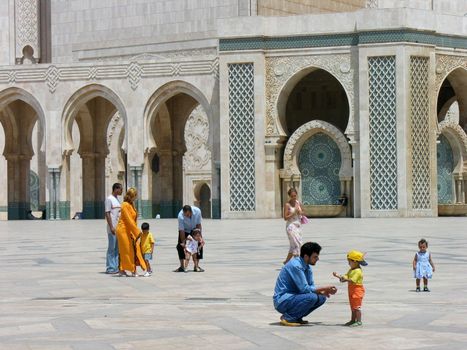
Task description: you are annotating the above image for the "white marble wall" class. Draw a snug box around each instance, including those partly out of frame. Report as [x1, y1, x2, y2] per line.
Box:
[378, 0, 467, 14]
[50, 0, 254, 63]
[0, 1, 12, 65]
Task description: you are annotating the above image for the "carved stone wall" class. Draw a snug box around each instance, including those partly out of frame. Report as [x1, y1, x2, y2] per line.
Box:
[15, 0, 40, 64]
[0, 58, 219, 93]
[265, 54, 354, 137]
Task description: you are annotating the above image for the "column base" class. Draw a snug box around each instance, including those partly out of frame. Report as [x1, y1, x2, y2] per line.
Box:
[211, 199, 221, 219]
[8, 202, 30, 220]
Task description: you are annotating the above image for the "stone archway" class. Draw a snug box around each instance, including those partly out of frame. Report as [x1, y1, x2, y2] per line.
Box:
[280, 120, 352, 216]
[437, 120, 467, 207]
[144, 80, 212, 218]
[435, 60, 467, 131]
[0, 87, 46, 220]
[193, 182, 211, 219]
[62, 84, 127, 219]
[265, 54, 354, 138]
[282, 68, 350, 136]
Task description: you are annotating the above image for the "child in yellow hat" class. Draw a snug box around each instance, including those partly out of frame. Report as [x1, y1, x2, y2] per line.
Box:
[333, 250, 367, 327]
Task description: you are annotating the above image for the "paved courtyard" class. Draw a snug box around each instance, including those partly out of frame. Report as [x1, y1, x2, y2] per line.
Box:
[1, 217, 466, 350]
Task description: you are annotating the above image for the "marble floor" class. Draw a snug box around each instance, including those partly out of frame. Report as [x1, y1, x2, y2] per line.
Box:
[0, 217, 466, 349]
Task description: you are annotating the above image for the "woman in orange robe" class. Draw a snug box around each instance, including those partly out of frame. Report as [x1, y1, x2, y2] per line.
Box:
[116, 187, 147, 276]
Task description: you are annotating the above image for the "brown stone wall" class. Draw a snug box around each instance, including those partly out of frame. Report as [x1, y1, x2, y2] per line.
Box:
[257, 0, 366, 16]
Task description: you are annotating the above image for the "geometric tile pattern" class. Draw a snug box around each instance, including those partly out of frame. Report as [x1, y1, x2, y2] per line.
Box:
[437, 134, 454, 204]
[368, 56, 398, 210]
[219, 30, 467, 51]
[228, 63, 256, 211]
[410, 57, 431, 209]
[298, 133, 342, 205]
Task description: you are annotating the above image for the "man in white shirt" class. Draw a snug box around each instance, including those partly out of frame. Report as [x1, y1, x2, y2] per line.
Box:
[105, 183, 122, 274]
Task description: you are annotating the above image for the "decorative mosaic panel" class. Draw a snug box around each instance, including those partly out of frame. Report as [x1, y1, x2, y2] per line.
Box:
[437, 134, 454, 204]
[228, 63, 256, 211]
[410, 57, 431, 209]
[29, 170, 39, 211]
[298, 133, 342, 205]
[368, 56, 398, 210]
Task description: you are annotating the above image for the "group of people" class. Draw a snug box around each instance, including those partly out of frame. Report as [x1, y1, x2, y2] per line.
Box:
[105, 183, 205, 277]
[274, 187, 436, 327]
[105, 183, 436, 326]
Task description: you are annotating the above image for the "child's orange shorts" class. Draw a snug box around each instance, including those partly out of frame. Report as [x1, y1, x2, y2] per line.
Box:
[348, 284, 365, 310]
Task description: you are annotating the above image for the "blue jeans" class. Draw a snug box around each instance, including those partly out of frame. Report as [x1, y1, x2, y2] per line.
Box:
[106, 232, 119, 273]
[275, 293, 326, 322]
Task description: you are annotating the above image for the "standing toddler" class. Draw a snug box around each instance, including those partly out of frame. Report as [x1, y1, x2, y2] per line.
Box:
[333, 250, 367, 327]
[413, 238, 435, 292]
[140, 222, 155, 275]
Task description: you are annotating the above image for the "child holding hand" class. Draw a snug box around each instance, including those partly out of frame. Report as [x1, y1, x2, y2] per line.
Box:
[333, 250, 367, 327]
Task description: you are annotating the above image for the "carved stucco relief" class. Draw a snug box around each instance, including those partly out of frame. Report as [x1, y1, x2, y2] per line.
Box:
[438, 119, 467, 159]
[15, 0, 40, 63]
[265, 54, 355, 138]
[105, 112, 123, 177]
[183, 105, 211, 171]
[435, 54, 467, 93]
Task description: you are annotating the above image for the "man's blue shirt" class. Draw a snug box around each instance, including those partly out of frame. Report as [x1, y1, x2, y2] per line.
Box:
[273, 257, 317, 307]
[177, 206, 202, 232]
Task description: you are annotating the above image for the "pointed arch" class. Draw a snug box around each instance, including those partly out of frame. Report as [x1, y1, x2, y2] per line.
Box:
[61, 84, 128, 154]
[0, 87, 46, 152]
[143, 80, 213, 153]
[438, 120, 467, 174]
[276, 66, 352, 136]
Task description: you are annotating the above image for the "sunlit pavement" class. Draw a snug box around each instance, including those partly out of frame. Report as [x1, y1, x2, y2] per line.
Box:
[1, 217, 466, 350]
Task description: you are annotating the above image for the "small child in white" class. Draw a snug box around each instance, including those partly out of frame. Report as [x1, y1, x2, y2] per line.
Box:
[413, 238, 435, 292]
[183, 228, 205, 272]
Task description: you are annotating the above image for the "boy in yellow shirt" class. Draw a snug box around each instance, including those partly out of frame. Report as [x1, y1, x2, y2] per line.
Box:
[140, 222, 155, 274]
[333, 250, 367, 327]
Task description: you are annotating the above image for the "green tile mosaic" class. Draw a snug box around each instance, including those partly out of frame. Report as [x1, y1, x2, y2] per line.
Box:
[59, 201, 70, 220]
[219, 30, 467, 51]
[141, 200, 153, 219]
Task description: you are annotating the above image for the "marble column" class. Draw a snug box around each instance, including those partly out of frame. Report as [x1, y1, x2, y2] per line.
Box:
[47, 167, 61, 219]
[129, 165, 143, 218]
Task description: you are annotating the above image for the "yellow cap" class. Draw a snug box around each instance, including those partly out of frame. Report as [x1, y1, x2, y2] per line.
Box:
[347, 250, 368, 266]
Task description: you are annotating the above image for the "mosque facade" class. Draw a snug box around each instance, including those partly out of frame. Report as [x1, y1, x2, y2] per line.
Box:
[0, 0, 466, 220]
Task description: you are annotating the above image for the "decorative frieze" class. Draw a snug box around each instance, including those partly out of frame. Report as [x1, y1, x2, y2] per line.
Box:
[265, 54, 354, 137]
[0, 58, 220, 93]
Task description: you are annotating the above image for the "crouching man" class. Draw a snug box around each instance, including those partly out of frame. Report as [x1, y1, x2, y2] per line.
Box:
[273, 242, 337, 326]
